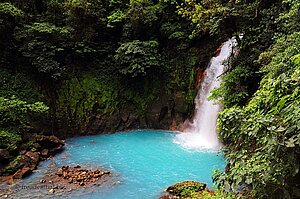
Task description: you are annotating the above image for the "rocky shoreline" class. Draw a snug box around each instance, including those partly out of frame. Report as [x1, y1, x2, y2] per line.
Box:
[0, 135, 64, 183]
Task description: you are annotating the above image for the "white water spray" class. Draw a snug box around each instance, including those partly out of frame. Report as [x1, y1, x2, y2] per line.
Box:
[174, 38, 238, 150]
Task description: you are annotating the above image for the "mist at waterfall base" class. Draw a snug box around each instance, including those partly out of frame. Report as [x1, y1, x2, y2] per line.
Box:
[16, 130, 225, 199]
[174, 38, 237, 150]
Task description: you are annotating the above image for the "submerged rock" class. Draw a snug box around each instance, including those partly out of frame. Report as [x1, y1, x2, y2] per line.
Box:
[54, 165, 110, 186]
[49, 188, 55, 194]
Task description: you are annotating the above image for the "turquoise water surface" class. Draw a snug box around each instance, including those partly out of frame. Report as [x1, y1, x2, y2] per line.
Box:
[18, 130, 225, 198]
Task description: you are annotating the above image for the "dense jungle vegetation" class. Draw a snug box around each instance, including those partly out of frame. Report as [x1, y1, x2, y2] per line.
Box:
[1, 0, 300, 198]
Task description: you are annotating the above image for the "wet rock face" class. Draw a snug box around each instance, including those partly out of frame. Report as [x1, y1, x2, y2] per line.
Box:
[86, 93, 191, 134]
[55, 165, 111, 186]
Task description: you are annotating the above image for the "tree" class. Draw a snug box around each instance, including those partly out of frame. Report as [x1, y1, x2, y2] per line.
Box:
[114, 40, 162, 77]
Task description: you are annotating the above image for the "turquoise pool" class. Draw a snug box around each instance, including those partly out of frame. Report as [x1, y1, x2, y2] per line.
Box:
[16, 130, 225, 198]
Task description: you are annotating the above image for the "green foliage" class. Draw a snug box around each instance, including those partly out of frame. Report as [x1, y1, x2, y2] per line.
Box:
[278, 0, 300, 33]
[215, 32, 300, 198]
[160, 18, 203, 107]
[122, 78, 158, 114]
[0, 2, 23, 66]
[160, 21, 189, 41]
[57, 73, 119, 130]
[2, 155, 22, 173]
[0, 70, 42, 102]
[128, 0, 162, 27]
[115, 40, 162, 77]
[26, 22, 72, 35]
[0, 68, 47, 155]
[0, 70, 47, 156]
[166, 181, 237, 198]
[210, 65, 252, 107]
[190, 1, 300, 198]
[0, 97, 48, 131]
[107, 9, 126, 27]
[2, 1, 300, 198]
[1, 0, 205, 136]
[0, 130, 22, 152]
[10, 155, 21, 168]
[201, 188, 237, 199]
[0, 2, 23, 17]
[176, 0, 234, 36]
[15, 22, 72, 79]
[64, 0, 106, 17]
[209, 0, 283, 108]
[165, 54, 196, 104]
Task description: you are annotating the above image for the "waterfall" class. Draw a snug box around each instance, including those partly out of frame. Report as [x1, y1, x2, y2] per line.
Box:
[174, 38, 238, 150]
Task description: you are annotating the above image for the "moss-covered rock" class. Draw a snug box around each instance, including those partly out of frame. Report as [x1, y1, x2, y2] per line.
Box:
[164, 181, 207, 198]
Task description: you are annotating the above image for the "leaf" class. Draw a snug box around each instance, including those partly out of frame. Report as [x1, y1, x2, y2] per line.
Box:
[285, 135, 297, 148]
[276, 126, 286, 132]
[277, 96, 289, 112]
[245, 177, 253, 184]
[236, 176, 243, 185]
[224, 181, 231, 192]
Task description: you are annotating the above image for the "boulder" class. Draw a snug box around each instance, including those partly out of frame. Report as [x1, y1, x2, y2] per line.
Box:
[12, 167, 32, 179]
[41, 149, 49, 156]
[25, 151, 40, 163]
[34, 135, 64, 155]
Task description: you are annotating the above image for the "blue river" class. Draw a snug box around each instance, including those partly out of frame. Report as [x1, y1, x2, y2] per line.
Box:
[16, 130, 225, 199]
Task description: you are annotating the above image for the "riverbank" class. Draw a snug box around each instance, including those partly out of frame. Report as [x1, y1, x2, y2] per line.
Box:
[0, 135, 64, 182]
